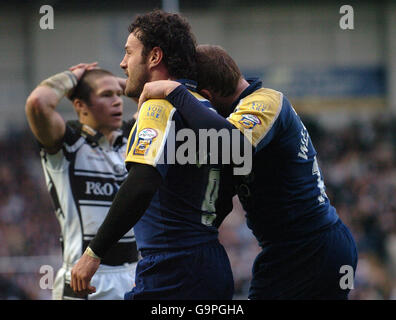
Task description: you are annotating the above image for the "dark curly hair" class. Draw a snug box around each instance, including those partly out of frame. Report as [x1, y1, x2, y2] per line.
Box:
[128, 9, 197, 80]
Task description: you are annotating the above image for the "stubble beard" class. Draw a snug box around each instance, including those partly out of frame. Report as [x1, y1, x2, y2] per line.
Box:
[125, 61, 150, 100]
[125, 79, 144, 99]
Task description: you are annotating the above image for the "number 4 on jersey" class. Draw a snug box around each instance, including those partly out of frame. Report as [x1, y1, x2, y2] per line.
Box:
[201, 168, 220, 226]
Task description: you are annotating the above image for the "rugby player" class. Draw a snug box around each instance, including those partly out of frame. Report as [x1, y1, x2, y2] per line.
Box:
[25, 64, 138, 299]
[70, 11, 234, 300]
[136, 44, 358, 299]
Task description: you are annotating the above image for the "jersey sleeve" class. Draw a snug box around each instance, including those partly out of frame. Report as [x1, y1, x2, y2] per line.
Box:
[227, 88, 283, 152]
[125, 99, 175, 172]
[40, 122, 82, 171]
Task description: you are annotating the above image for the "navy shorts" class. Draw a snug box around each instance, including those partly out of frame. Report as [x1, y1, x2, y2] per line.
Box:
[249, 219, 358, 300]
[124, 240, 234, 300]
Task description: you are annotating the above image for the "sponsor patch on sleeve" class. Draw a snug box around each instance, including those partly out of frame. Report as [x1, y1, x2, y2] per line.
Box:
[238, 114, 261, 129]
[227, 88, 283, 147]
[133, 128, 158, 156]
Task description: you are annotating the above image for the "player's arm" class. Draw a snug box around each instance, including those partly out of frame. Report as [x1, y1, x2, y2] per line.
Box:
[25, 63, 97, 153]
[71, 99, 171, 294]
[116, 77, 127, 93]
[70, 162, 161, 294]
[116, 76, 138, 123]
[139, 81, 253, 169]
[139, 81, 282, 157]
[138, 81, 236, 132]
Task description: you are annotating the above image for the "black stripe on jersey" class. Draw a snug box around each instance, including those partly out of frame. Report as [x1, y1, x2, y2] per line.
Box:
[72, 175, 124, 202]
[121, 119, 136, 140]
[126, 124, 137, 156]
[64, 122, 83, 146]
[63, 282, 87, 300]
[43, 166, 65, 220]
[62, 122, 85, 162]
[78, 203, 112, 208]
[112, 120, 135, 152]
[84, 234, 135, 240]
[68, 151, 86, 257]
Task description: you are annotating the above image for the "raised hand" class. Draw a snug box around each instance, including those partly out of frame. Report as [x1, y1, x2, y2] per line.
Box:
[138, 80, 181, 111]
[69, 62, 99, 80]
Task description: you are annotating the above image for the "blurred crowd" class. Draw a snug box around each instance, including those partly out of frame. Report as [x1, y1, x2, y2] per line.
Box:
[311, 114, 396, 299]
[0, 129, 61, 299]
[0, 114, 395, 299]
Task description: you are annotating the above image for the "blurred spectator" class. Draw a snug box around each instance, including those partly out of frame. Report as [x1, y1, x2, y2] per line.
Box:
[0, 130, 60, 299]
[0, 275, 31, 300]
[1, 114, 396, 299]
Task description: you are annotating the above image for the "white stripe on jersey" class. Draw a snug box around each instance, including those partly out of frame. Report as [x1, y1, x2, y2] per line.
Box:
[74, 171, 127, 180]
[78, 200, 113, 206]
[63, 137, 85, 154]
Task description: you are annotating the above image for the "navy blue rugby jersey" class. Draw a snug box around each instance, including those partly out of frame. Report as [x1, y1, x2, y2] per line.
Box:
[227, 79, 339, 245]
[125, 80, 222, 251]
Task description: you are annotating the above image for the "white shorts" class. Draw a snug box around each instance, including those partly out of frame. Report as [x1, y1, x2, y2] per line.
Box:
[52, 262, 137, 300]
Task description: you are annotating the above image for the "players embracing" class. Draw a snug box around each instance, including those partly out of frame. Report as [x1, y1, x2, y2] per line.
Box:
[137, 44, 359, 300]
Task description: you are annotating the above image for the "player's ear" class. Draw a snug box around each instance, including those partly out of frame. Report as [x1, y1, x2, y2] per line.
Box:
[148, 47, 163, 68]
[199, 89, 213, 102]
[73, 99, 89, 117]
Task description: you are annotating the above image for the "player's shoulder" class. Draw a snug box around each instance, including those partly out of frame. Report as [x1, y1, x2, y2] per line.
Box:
[138, 98, 176, 124]
[189, 90, 217, 112]
[189, 90, 208, 102]
[238, 87, 283, 113]
[64, 120, 84, 146]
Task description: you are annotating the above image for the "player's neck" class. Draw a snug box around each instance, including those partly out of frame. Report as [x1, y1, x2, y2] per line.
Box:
[101, 129, 117, 145]
[233, 78, 250, 102]
[221, 78, 250, 117]
[149, 64, 171, 82]
[80, 120, 117, 145]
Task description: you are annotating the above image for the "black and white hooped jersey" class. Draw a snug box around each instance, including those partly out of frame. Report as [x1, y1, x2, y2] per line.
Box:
[40, 120, 138, 266]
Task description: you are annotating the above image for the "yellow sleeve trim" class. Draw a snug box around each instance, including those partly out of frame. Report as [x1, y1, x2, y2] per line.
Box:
[190, 91, 209, 102]
[227, 88, 283, 147]
[125, 99, 175, 167]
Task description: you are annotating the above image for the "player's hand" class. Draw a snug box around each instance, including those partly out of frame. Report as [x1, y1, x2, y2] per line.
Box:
[69, 62, 98, 80]
[116, 77, 127, 94]
[138, 80, 181, 111]
[70, 252, 100, 295]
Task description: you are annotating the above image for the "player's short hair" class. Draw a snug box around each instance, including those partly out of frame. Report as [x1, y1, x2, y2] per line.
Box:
[196, 44, 241, 97]
[128, 9, 197, 80]
[69, 69, 114, 105]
